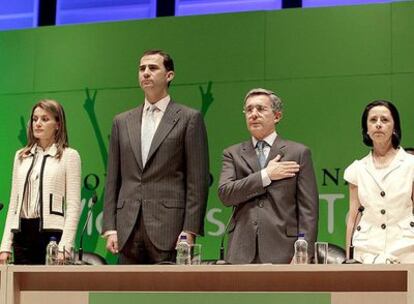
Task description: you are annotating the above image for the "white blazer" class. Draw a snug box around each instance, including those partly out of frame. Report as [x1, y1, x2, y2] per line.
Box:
[344, 148, 414, 263]
[0, 145, 81, 252]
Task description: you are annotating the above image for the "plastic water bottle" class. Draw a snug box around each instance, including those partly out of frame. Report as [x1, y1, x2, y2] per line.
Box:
[176, 235, 191, 265]
[294, 233, 308, 264]
[45, 236, 59, 265]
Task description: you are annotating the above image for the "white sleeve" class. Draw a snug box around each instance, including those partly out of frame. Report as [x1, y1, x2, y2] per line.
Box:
[344, 160, 358, 186]
[59, 149, 81, 252]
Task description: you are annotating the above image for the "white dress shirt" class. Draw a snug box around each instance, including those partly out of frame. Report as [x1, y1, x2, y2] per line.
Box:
[21, 145, 54, 219]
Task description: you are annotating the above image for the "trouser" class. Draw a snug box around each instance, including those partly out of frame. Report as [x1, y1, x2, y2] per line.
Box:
[118, 212, 175, 265]
[13, 218, 62, 265]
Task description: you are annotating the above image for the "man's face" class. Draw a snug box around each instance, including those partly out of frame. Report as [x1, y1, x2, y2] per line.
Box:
[244, 94, 281, 140]
[138, 54, 174, 93]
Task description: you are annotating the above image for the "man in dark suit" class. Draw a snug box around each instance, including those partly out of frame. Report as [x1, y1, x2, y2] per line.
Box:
[218, 88, 318, 264]
[103, 49, 209, 264]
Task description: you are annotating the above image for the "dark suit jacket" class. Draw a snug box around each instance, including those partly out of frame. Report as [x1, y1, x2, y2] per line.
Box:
[218, 136, 318, 264]
[103, 100, 209, 251]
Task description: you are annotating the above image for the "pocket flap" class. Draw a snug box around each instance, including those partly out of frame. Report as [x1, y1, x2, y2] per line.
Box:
[356, 222, 372, 233]
[116, 200, 125, 209]
[161, 200, 184, 209]
[286, 226, 298, 237]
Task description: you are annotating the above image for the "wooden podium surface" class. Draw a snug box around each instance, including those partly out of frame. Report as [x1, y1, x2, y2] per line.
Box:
[4, 264, 414, 304]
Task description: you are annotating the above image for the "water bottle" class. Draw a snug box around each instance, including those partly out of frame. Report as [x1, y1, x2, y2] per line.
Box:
[176, 235, 191, 265]
[294, 233, 308, 264]
[45, 236, 59, 265]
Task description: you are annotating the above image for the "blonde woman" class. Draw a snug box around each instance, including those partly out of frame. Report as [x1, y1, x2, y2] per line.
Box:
[0, 99, 81, 264]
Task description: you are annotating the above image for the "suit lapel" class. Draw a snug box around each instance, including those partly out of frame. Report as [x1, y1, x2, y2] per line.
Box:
[145, 101, 181, 165]
[267, 136, 287, 165]
[126, 105, 144, 171]
[240, 141, 261, 173]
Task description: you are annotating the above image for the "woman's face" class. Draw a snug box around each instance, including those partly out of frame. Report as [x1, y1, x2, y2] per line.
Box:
[366, 105, 394, 145]
[32, 107, 58, 143]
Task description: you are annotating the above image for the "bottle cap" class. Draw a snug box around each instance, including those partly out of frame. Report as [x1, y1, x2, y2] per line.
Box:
[50, 236, 57, 242]
[179, 234, 187, 241]
[298, 233, 305, 238]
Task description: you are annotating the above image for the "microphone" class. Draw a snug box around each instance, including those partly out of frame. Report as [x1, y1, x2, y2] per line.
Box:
[343, 206, 364, 264]
[78, 192, 98, 264]
[215, 207, 236, 265]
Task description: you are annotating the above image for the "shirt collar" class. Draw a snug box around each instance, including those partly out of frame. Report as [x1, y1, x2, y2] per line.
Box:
[144, 95, 171, 113]
[252, 131, 277, 148]
[30, 143, 58, 157]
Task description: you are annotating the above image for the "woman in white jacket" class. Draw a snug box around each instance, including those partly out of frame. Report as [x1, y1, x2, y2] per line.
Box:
[345, 100, 414, 263]
[0, 99, 81, 264]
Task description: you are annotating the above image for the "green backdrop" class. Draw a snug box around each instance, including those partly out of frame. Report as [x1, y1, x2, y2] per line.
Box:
[1, 1, 413, 263]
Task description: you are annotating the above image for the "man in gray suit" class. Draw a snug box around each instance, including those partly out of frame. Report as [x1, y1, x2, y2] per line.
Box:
[103, 49, 209, 264]
[218, 88, 318, 264]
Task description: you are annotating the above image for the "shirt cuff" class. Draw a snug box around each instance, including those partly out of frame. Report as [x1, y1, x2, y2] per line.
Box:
[103, 230, 117, 238]
[180, 231, 197, 237]
[261, 168, 271, 187]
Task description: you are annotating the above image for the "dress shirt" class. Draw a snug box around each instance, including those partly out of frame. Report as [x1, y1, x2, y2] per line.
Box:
[21, 145, 56, 219]
[141, 95, 171, 136]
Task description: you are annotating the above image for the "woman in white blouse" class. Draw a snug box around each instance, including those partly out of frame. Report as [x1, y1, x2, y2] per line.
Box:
[345, 100, 414, 264]
[0, 99, 81, 264]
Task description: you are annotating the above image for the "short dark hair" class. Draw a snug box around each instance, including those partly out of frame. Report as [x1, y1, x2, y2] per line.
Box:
[141, 49, 174, 72]
[361, 99, 401, 149]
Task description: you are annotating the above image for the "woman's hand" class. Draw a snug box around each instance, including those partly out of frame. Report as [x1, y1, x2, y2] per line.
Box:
[57, 249, 75, 265]
[57, 251, 65, 264]
[0, 252, 11, 264]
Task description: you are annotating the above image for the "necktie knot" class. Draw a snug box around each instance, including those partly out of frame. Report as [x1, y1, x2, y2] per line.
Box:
[256, 140, 267, 151]
[147, 104, 157, 114]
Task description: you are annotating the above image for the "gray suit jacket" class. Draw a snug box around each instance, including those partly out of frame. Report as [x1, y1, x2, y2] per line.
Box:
[103, 101, 209, 251]
[218, 136, 318, 264]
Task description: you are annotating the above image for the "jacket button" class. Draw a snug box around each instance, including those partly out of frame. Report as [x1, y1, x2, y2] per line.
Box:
[380, 191, 385, 197]
[380, 209, 386, 215]
[410, 222, 414, 228]
[381, 223, 386, 229]
[253, 221, 258, 226]
[258, 201, 264, 208]
[356, 225, 361, 231]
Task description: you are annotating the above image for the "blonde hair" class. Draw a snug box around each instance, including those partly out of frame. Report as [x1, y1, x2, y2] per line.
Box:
[19, 99, 69, 160]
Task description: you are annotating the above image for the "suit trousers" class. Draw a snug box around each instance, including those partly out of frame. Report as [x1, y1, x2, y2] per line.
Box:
[13, 218, 62, 265]
[118, 212, 176, 265]
[251, 235, 262, 264]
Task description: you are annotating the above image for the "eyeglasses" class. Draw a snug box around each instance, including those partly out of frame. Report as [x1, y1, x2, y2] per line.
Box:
[243, 105, 270, 115]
